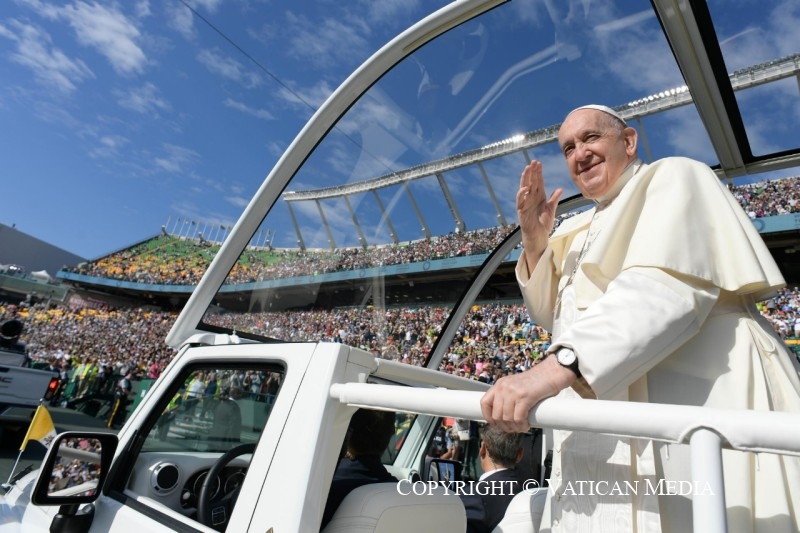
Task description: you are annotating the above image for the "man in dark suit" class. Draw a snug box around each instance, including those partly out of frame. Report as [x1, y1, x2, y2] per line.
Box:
[210, 386, 242, 445]
[460, 424, 524, 533]
[321, 409, 398, 529]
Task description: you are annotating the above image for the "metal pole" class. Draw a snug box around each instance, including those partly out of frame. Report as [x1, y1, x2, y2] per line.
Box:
[402, 182, 430, 239]
[5, 449, 24, 485]
[690, 429, 727, 533]
[286, 202, 306, 251]
[435, 172, 465, 233]
[371, 190, 399, 244]
[477, 162, 507, 226]
[315, 199, 337, 250]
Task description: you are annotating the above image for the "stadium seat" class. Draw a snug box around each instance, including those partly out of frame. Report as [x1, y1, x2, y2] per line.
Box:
[322, 482, 466, 533]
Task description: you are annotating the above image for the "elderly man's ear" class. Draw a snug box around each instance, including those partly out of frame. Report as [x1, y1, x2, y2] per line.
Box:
[623, 126, 638, 156]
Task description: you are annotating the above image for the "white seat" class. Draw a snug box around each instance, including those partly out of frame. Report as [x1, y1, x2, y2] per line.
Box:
[322, 482, 466, 533]
[491, 488, 547, 533]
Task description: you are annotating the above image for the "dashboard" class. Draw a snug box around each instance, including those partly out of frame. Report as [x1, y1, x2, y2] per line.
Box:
[127, 453, 251, 518]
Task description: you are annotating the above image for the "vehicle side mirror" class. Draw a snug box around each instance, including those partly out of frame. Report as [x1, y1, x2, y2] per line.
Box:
[423, 457, 462, 485]
[32, 431, 118, 506]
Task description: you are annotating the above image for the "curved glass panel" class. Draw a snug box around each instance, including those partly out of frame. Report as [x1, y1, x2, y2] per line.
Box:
[706, 0, 800, 157]
[198, 0, 797, 354]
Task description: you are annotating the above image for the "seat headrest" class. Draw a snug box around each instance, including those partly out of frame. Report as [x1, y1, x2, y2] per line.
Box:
[322, 482, 466, 533]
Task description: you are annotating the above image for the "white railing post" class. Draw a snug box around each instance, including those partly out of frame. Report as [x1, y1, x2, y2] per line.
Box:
[690, 428, 727, 533]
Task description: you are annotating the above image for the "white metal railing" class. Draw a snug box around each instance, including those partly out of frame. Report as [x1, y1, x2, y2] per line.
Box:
[330, 382, 800, 533]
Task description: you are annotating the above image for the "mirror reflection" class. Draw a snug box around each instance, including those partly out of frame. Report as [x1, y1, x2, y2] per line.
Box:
[46, 437, 104, 498]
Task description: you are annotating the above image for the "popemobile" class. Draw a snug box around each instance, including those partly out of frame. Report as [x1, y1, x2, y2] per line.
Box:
[3, 1, 800, 532]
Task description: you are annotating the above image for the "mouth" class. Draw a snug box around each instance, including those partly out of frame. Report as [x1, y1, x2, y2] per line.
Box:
[577, 161, 600, 177]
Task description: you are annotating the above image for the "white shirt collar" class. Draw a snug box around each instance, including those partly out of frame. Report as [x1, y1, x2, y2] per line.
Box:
[594, 158, 642, 207]
[479, 467, 509, 480]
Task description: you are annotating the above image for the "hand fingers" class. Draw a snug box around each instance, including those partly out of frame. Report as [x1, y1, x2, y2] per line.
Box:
[519, 160, 542, 190]
[480, 388, 496, 424]
[484, 375, 538, 433]
[518, 161, 545, 211]
[486, 378, 517, 433]
[548, 187, 564, 207]
[513, 400, 533, 432]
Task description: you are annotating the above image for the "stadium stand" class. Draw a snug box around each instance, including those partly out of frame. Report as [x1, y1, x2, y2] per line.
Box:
[62, 177, 799, 287]
[5, 174, 796, 413]
[3, 284, 797, 406]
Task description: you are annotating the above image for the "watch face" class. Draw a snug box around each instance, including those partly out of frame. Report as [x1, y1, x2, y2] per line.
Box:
[557, 349, 576, 366]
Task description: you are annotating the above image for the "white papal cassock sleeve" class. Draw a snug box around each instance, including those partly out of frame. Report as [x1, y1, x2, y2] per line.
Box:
[547, 266, 719, 400]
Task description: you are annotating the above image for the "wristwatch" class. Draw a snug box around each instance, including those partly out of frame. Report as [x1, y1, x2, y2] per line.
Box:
[552, 347, 581, 377]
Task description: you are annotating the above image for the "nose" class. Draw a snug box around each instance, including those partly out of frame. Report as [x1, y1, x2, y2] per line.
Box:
[573, 141, 591, 162]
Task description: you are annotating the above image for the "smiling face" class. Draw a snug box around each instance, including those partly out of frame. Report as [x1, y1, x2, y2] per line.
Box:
[558, 109, 638, 199]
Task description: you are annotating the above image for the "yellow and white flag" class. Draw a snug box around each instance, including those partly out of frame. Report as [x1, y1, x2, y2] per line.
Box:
[19, 405, 57, 451]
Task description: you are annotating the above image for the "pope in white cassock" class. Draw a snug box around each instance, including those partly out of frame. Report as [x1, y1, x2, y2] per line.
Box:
[480, 105, 800, 532]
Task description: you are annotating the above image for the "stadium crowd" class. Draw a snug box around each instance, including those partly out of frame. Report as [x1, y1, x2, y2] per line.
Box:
[730, 175, 800, 218]
[6, 173, 799, 405]
[64, 176, 800, 287]
[0, 301, 175, 401]
[2, 285, 798, 402]
[68, 225, 518, 286]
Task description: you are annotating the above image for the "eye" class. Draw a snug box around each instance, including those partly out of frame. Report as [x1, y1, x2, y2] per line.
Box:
[562, 145, 574, 157]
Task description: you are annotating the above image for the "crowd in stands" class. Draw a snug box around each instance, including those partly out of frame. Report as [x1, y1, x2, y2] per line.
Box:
[0, 301, 176, 402]
[3, 285, 798, 404]
[68, 236, 218, 285]
[730, 176, 800, 218]
[10, 174, 800, 400]
[65, 176, 800, 288]
[47, 438, 104, 495]
[68, 225, 519, 286]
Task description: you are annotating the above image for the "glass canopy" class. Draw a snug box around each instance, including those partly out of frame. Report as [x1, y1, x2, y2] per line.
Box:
[168, 0, 799, 364]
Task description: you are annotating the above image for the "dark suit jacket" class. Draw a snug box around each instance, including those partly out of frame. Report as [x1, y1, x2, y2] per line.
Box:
[320, 455, 398, 530]
[459, 469, 522, 533]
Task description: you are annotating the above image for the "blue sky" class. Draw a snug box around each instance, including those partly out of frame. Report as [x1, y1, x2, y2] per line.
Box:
[0, 0, 450, 259]
[1, 0, 798, 259]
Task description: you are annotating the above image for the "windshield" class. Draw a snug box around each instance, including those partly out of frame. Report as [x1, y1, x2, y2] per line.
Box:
[185, 0, 798, 357]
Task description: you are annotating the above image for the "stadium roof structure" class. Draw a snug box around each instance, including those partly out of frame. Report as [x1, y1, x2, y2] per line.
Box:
[281, 53, 800, 250]
[159, 0, 800, 349]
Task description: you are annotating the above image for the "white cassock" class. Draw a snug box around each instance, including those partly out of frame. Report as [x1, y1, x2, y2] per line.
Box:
[516, 157, 800, 533]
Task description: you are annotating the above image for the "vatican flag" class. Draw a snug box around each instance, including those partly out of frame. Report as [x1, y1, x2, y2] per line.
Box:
[19, 405, 57, 451]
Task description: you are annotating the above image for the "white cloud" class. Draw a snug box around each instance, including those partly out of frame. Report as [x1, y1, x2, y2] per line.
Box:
[593, 12, 682, 93]
[89, 134, 130, 159]
[266, 140, 286, 159]
[54, 1, 147, 75]
[769, 0, 800, 55]
[154, 143, 200, 173]
[187, 0, 224, 11]
[166, 0, 196, 40]
[197, 48, 262, 88]
[717, 1, 800, 70]
[284, 11, 371, 69]
[362, 0, 421, 24]
[134, 0, 151, 19]
[115, 82, 170, 115]
[0, 20, 94, 93]
[223, 98, 274, 120]
[225, 196, 249, 208]
[276, 79, 334, 112]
